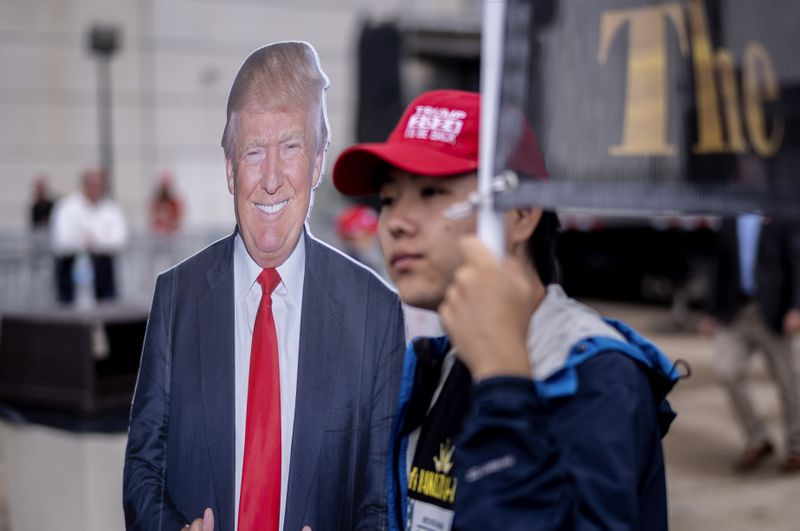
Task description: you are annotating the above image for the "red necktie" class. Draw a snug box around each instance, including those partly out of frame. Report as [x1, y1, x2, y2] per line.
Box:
[238, 268, 282, 531]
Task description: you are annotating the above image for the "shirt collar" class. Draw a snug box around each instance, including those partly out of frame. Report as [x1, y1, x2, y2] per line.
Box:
[234, 229, 306, 305]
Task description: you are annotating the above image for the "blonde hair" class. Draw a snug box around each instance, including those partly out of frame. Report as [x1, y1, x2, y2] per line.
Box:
[221, 41, 330, 159]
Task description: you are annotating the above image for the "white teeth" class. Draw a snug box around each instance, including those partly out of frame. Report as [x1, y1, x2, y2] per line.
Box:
[256, 200, 288, 214]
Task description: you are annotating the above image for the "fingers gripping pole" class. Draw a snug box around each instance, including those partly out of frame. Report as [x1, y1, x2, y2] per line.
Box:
[444, 171, 519, 221]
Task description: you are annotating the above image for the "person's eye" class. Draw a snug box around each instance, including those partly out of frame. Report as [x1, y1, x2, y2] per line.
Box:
[282, 143, 301, 158]
[244, 149, 265, 165]
[420, 186, 447, 199]
[378, 195, 396, 210]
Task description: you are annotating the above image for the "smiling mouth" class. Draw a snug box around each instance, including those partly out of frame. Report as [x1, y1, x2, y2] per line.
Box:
[256, 199, 289, 214]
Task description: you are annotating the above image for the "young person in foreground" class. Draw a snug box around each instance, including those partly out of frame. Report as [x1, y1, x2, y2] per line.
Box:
[333, 89, 682, 531]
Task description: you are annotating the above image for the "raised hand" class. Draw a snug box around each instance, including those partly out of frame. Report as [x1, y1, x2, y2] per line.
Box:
[439, 235, 539, 381]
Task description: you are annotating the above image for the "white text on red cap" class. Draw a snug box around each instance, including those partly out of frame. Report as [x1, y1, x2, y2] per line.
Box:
[404, 106, 467, 145]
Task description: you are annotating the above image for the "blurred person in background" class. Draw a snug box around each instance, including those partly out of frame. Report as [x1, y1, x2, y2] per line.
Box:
[50, 167, 128, 303]
[334, 89, 681, 531]
[123, 41, 405, 531]
[700, 214, 800, 472]
[30, 174, 55, 230]
[150, 171, 183, 235]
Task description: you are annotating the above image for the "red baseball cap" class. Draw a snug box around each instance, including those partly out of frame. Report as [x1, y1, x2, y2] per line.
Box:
[333, 89, 548, 196]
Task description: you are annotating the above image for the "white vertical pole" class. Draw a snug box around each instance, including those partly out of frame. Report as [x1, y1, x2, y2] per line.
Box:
[478, 0, 507, 258]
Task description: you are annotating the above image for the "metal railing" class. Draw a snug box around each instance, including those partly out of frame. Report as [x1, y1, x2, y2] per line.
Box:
[0, 228, 230, 311]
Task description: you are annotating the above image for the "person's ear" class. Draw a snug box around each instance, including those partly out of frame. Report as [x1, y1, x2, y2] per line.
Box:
[505, 207, 542, 248]
[225, 157, 235, 195]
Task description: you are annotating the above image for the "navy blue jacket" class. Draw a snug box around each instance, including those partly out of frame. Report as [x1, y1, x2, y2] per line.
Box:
[123, 232, 405, 531]
[388, 320, 680, 531]
[453, 320, 679, 530]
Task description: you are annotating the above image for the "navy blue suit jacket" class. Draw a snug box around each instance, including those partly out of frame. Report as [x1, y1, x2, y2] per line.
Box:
[123, 230, 405, 530]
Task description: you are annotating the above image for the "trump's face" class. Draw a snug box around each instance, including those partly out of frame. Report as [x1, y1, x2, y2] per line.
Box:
[226, 107, 323, 268]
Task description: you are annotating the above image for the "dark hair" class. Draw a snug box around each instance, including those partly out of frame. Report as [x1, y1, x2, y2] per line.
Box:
[526, 210, 560, 285]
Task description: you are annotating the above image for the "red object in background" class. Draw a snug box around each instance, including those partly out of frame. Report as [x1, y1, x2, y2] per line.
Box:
[150, 173, 183, 234]
[336, 205, 378, 239]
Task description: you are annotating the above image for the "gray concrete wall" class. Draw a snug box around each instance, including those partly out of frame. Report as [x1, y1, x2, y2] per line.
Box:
[0, 0, 479, 233]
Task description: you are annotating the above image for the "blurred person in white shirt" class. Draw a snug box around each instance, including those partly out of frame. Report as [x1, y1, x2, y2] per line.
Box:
[51, 167, 128, 303]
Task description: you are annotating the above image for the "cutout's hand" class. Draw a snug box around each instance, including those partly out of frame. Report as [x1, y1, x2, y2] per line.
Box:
[186, 507, 214, 531]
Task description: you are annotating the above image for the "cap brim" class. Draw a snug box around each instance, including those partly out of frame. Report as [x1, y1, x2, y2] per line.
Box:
[333, 143, 478, 196]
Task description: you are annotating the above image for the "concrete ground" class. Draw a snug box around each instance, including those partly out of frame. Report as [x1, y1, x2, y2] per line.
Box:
[0, 301, 798, 530]
[595, 300, 800, 531]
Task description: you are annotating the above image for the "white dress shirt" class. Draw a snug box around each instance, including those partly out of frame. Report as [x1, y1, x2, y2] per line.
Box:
[50, 192, 128, 255]
[736, 214, 762, 295]
[233, 232, 305, 531]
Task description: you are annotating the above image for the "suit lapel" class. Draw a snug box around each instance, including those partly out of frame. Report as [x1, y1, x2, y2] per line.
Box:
[284, 235, 343, 531]
[198, 234, 236, 531]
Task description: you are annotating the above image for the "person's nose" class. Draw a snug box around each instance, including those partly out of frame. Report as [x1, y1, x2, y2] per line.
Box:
[260, 149, 284, 194]
[384, 196, 418, 240]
